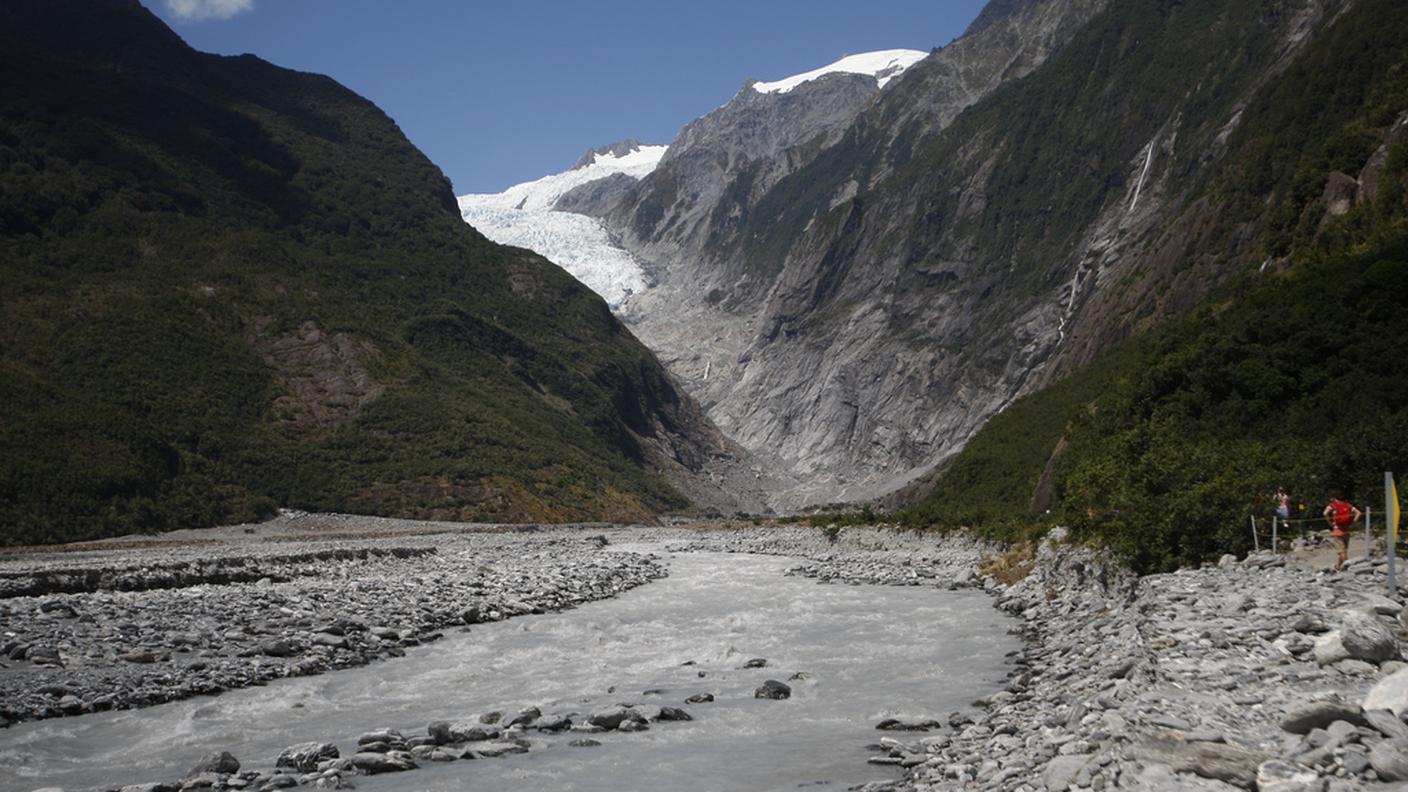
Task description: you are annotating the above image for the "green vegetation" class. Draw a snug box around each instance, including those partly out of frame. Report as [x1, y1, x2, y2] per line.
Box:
[1025, 220, 1408, 572]
[898, 344, 1142, 539]
[900, 0, 1408, 573]
[0, 1, 689, 545]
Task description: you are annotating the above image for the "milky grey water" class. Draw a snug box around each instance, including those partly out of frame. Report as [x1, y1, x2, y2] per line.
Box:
[1, 550, 1016, 791]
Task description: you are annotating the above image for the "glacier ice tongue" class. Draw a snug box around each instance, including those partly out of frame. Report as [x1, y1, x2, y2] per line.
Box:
[457, 144, 667, 307]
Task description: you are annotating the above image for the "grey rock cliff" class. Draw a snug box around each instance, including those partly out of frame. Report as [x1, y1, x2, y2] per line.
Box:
[555, 0, 1350, 509]
[570, 138, 648, 169]
[559, 0, 1113, 506]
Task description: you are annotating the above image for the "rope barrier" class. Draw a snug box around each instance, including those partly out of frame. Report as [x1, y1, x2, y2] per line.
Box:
[1248, 507, 1382, 560]
[1273, 516, 1346, 526]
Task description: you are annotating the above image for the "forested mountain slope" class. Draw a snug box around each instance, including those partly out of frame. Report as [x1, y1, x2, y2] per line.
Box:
[0, 0, 738, 544]
[900, 0, 1408, 571]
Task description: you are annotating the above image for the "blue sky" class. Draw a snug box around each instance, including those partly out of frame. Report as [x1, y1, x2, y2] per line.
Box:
[141, 0, 988, 193]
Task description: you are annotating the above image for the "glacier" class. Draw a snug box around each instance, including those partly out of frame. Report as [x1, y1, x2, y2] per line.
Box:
[456, 50, 931, 309]
[457, 144, 667, 307]
[751, 49, 928, 94]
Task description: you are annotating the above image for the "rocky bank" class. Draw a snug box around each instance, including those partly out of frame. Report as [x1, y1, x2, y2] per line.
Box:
[627, 524, 1408, 792]
[746, 527, 1408, 792]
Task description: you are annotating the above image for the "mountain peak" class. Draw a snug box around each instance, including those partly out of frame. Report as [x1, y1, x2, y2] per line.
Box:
[572, 139, 652, 170]
[750, 49, 929, 95]
[961, 0, 1043, 39]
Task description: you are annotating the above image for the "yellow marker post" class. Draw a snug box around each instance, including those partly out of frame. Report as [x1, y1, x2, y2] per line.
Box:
[1389, 472, 1401, 593]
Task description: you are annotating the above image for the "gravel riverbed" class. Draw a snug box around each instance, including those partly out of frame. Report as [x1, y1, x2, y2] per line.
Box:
[0, 514, 663, 728]
[6, 517, 1408, 792]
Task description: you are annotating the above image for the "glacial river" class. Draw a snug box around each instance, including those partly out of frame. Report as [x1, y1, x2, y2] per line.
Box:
[2, 550, 1016, 791]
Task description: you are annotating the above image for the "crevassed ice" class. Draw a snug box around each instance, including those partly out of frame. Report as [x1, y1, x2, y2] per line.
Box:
[458, 145, 667, 308]
[751, 49, 928, 95]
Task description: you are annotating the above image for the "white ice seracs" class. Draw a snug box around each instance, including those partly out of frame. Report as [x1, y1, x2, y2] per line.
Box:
[750, 49, 929, 95]
[458, 144, 667, 308]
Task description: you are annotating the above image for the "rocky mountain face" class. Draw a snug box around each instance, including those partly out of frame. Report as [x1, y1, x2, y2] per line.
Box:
[0, 0, 760, 544]
[554, 0, 1103, 504]
[552, 0, 1355, 508]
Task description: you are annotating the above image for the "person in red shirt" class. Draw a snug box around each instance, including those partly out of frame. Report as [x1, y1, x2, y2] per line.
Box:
[1323, 489, 1363, 571]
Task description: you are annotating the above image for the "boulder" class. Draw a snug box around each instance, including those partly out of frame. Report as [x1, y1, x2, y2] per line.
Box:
[754, 680, 791, 700]
[1343, 748, 1371, 774]
[508, 707, 541, 727]
[1313, 632, 1349, 666]
[1108, 658, 1139, 679]
[471, 741, 529, 758]
[429, 748, 460, 762]
[1322, 171, 1358, 218]
[1256, 759, 1326, 792]
[186, 750, 239, 777]
[1326, 719, 1359, 741]
[1219, 594, 1253, 617]
[409, 744, 435, 760]
[357, 728, 403, 747]
[953, 568, 979, 587]
[685, 693, 714, 704]
[1365, 668, 1408, 716]
[39, 601, 78, 618]
[1280, 698, 1365, 734]
[427, 720, 452, 745]
[334, 751, 417, 774]
[312, 633, 347, 649]
[1367, 708, 1408, 739]
[1134, 735, 1269, 789]
[535, 714, 572, 732]
[1340, 610, 1401, 663]
[448, 722, 499, 742]
[1362, 594, 1404, 616]
[260, 639, 298, 658]
[1291, 613, 1330, 634]
[876, 717, 943, 731]
[1371, 737, 1408, 781]
[1044, 755, 1093, 792]
[656, 706, 692, 722]
[275, 742, 339, 772]
[27, 646, 62, 666]
[587, 706, 642, 730]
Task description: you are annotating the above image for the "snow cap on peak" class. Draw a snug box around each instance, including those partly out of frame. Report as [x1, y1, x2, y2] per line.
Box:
[751, 49, 929, 95]
[459, 142, 667, 215]
[572, 139, 647, 170]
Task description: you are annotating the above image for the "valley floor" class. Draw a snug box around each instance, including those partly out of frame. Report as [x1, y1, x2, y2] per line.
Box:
[2, 517, 1406, 792]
